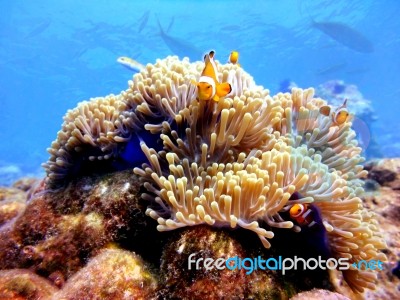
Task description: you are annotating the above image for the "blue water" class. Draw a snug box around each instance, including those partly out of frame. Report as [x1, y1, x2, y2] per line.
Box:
[0, 0, 399, 183]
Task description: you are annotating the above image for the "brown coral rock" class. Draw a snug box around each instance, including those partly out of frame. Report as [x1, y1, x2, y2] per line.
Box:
[12, 177, 41, 192]
[51, 249, 157, 300]
[158, 225, 334, 299]
[0, 269, 58, 299]
[0, 170, 157, 281]
[157, 226, 285, 299]
[290, 288, 350, 300]
[0, 187, 27, 203]
[365, 159, 400, 189]
[0, 187, 27, 226]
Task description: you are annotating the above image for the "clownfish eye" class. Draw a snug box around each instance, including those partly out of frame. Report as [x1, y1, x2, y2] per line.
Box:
[207, 85, 211, 89]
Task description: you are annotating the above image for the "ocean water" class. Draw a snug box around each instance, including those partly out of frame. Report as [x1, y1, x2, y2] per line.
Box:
[0, 0, 399, 184]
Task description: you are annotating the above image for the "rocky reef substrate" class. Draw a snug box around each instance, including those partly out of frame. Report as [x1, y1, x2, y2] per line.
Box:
[0, 158, 399, 299]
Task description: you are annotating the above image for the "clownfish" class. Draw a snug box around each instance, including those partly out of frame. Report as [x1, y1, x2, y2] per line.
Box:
[289, 202, 331, 259]
[228, 50, 240, 67]
[319, 99, 349, 125]
[193, 50, 232, 102]
[289, 204, 317, 228]
[117, 56, 145, 73]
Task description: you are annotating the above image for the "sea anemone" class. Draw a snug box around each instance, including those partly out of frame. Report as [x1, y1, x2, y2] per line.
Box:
[130, 56, 386, 292]
[44, 55, 387, 292]
[42, 94, 138, 186]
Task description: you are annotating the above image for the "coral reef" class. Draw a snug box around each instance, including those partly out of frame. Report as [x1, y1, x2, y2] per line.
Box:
[0, 187, 26, 224]
[12, 177, 41, 192]
[0, 170, 164, 282]
[0, 269, 58, 299]
[157, 225, 334, 299]
[2, 54, 388, 297]
[1, 170, 337, 299]
[353, 159, 400, 299]
[0, 178, 39, 227]
[324, 158, 400, 299]
[52, 248, 157, 300]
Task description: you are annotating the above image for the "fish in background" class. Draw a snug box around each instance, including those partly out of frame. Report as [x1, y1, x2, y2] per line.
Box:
[345, 67, 370, 75]
[311, 19, 374, 53]
[117, 56, 145, 73]
[138, 10, 150, 33]
[156, 18, 203, 61]
[166, 17, 175, 33]
[315, 63, 370, 77]
[314, 62, 347, 76]
[300, 1, 374, 53]
[24, 19, 51, 39]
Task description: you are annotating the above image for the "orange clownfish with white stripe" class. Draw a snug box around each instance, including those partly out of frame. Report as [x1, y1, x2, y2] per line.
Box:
[289, 204, 317, 228]
[193, 50, 232, 102]
[319, 99, 350, 126]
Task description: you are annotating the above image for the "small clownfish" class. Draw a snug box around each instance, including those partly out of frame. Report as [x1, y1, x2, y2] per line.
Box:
[289, 204, 317, 228]
[193, 50, 232, 102]
[319, 99, 350, 125]
[117, 56, 145, 73]
[228, 50, 240, 67]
